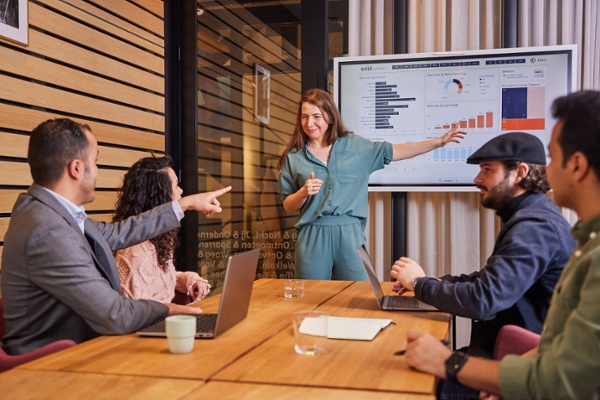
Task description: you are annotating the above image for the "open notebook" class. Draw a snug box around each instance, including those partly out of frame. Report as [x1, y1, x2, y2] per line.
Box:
[358, 245, 439, 311]
[299, 315, 394, 341]
[137, 248, 260, 339]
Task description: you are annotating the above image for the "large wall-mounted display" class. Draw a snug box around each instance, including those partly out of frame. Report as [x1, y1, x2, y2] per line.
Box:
[333, 45, 577, 190]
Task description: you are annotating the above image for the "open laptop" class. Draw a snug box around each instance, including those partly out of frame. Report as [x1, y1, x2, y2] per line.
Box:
[357, 245, 438, 311]
[137, 248, 260, 339]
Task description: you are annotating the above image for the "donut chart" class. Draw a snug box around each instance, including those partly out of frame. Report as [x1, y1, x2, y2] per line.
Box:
[444, 78, 463, 95]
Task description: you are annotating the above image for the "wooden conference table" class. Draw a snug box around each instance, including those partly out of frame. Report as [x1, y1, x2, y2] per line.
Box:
[2, 279, 451, 399]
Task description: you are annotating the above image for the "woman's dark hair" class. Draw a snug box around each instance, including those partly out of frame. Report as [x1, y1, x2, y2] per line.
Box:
[277, 88, 351, 170]
[502, 161, 550, 193]
[113, 155, 178, 269]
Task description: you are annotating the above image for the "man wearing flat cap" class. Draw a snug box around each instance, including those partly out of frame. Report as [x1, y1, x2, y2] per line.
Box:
[390, 131, 576, 399]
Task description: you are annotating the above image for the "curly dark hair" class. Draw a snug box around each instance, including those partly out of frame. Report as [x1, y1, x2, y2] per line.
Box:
[113, 155, 179, 270]
[502, 161, 550, 193]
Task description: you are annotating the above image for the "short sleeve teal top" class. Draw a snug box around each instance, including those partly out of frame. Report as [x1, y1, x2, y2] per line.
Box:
[278, 134, 393, 229]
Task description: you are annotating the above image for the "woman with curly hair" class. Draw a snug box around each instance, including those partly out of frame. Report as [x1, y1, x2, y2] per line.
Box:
[113, 155, 211, 303]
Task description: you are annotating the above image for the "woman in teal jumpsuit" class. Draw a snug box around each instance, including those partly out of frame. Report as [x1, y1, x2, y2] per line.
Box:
[278, 89, 465, 280]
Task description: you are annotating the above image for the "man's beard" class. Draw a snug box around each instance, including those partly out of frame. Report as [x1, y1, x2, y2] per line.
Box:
[479, 178, 517, 210]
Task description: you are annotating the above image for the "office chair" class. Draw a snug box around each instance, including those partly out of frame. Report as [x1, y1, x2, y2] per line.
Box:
[0, 298, 77, 373]
[493, 324, 541, 360]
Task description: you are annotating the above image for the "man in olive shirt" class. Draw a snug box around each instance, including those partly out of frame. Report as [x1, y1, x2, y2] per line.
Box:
[401, 90, 600, 399]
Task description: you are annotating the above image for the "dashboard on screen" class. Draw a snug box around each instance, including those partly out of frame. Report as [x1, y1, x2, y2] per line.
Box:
[333, 45, 577, 190]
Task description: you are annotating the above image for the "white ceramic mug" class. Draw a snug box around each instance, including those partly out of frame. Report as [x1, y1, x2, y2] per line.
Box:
[165, 315, 197, 354]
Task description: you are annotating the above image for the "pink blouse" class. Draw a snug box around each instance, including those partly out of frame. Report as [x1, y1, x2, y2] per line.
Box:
[115, 241, 207, 303]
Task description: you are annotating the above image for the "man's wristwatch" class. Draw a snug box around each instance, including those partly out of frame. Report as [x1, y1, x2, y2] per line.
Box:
[445, 351, 468, 384]
[411, 277, 419, 290]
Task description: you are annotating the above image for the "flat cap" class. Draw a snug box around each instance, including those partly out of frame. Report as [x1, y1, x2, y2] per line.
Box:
[466, 132, 546, 165]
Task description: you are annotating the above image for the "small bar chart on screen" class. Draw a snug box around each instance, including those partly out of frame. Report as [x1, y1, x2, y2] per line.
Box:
[427, 107, 496, 133]
[374, 82, 416, 130]
[432, 146, 476, 163]
[355, 72, 425, 135]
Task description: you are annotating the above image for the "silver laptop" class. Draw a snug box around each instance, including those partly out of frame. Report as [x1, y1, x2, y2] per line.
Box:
[357, 245, 438, 311]
[137, 248, 260, 339]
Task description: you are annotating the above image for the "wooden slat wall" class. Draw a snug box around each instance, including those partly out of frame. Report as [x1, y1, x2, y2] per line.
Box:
[0, 0, 165, 271]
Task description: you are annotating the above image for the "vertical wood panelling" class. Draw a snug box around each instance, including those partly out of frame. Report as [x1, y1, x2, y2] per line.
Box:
[0, 0, 165, 271]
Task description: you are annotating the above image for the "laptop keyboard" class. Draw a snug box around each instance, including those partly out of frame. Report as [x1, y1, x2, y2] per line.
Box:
[196, 314, 218, 333]
[385, 296, 419, 308]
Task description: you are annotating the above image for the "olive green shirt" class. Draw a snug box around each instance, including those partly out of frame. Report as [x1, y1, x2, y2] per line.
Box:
[499, 213, 600, 399]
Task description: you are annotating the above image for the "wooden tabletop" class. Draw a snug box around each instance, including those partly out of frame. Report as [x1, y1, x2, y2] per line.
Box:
[0, 369, 434, 400]
[15, 279, 353, 380]
[184, 381, 435, 400]
[0, 369, 204, 400]
[7, 279, 449, 398]
[213, 281, 450, 394]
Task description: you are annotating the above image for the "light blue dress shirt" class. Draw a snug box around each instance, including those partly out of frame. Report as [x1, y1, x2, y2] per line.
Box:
[42, 187, 185, 235]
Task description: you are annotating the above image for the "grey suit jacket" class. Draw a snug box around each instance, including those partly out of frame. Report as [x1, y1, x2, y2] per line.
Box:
[1, 184, 180, 355]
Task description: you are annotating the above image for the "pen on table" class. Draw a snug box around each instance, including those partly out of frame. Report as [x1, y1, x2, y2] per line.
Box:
[394, 340, 450, 356]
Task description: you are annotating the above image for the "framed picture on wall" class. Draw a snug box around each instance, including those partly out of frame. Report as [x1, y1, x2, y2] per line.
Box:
[0, 0, 28, 46]
[254, 64, 270, 125]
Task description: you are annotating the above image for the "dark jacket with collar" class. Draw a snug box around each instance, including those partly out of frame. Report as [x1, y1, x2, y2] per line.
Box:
[415, 192, 576, 358]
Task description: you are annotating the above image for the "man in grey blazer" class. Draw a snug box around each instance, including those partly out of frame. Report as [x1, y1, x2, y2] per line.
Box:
[1, 118, 231, 355]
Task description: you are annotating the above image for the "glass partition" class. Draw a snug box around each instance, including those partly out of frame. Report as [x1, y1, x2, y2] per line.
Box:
[196, 1, 302, 289]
